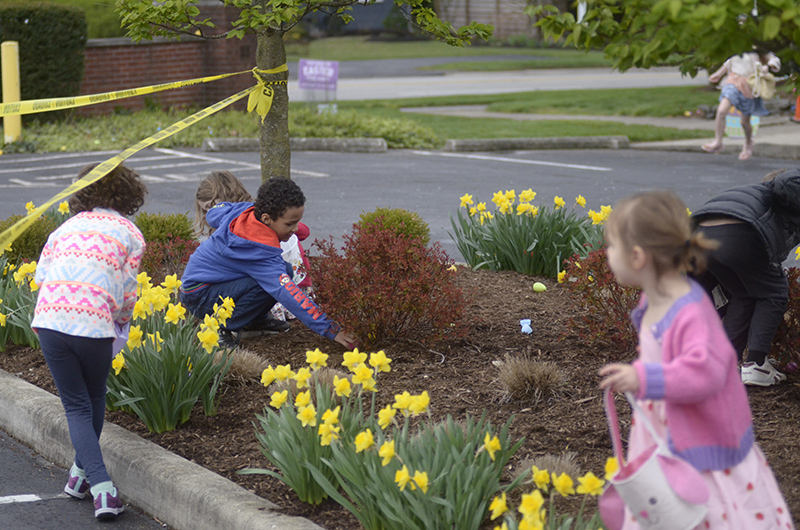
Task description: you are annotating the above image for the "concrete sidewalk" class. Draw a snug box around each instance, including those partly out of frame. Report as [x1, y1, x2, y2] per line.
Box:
[402, 105, 800, 160]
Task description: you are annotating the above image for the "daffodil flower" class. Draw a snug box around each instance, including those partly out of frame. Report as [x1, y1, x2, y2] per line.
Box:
[518, 489, 545, 518]
[552, 472, 575, 497]
[111, 352, 125, 375]
[25, 201, 35, 214]
[378, 404, 396, 429]
[379, 440, 395, 466]
[126, 325, 143, 350]
[504, 189, 516, 202]
[516, 202, 531, 216]
[519, 188, 536, 203]
[351, 363, 373, 384]
[393, 391, 413, 416]
[296, 404, 316, 427]
[294, 367, 312, 389]
[161, 274, 182, 293]
[0, 313, 6, 327]
[369, 350, 392, 373]
[604, 456, 619, 480]
[203, 314, 220, 332]
[557, 270, 566, 284]
[333, 375, 351, 397]
[270, 390, 288, 408]
[459, 193, 474, 208]
[489, 492, 508, 519]
[483, 432, 501, 461]
[469, 206, 477, 216]
[261, 366, 276, 387]
[491, 190, 507, 207]
[554, 196, 566, 209]
[321, 406, 340, 425]
[576, 471, 605, 496]
[361, 377, 377, 392]
[342, 348, 366, 370]
[164, 303, 186, 324]
[57, 201, 70, 215]
[318, 422, 340, 446]
[519, 517, 543, 530]
[395, 465, 414, 491]
[197, 328, 219, 353]
[408, 391, 430, 415]
[305, 348, 328, 370]
[476, 202, 487, 212]
[575, 195, 586, 207]
[274, 364, 295, 381]
[295, 390, 311, 408]
[136, 271, 152, 289]
[532, 465, 550, 491]
[498, 201, 512, 215]
[146, 331, 164, 352]
[413, 470, 429, 493]
[354, 428, 374, 453]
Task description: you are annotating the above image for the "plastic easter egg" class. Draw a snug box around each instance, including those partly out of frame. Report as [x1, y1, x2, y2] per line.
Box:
[533, 282, 547, 292]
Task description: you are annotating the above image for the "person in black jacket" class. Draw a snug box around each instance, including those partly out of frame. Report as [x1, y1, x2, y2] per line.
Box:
[692, 168, 800, 387]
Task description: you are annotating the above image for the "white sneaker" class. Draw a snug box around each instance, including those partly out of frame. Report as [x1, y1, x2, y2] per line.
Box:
[741, 361, 787, 387]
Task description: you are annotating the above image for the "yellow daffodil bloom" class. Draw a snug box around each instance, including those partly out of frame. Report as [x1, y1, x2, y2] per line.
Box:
[294, 367, 312, 389]
[552, 472, 575, 497]
[395, 465, 414, 491]
[203, 314, 220, 332]
[164, 303, 186, 324]
[270, 390, 288, 408]
[519, 188, 536, 203]
[197, 328, 219, 353]
[351, 363, 373, 384]
[504, 189, 516, 202]
[146, 332, 164, 352]
[342, 348, 367, 370]
[518, 489, 545, 518]
[796, 247, 800, 260]
[111, 353, 125, 375]
[498, 201, 512, 215]
[296, 404, 317, 427]
[393, 391, 413, 415]
[476, 202, 487, 212]
[557, 270, 566, 284]
[274, 364, 295, 381]
[489, 492, 508, 519]
[126, 325, 143, 350]
[483, 432, 502, 461]
[576, 471, 605, 496]
[554, 196, 566, 209]
[29, 279, 38, 292]
[491, 190, 507, 207]
[333, 375, 351, 397]
[600, 205, 612, 217]
[161, 274, 182, 292]
[378, 404, 396, 429]
[354, 428, 375, 453]
[516, 202, 531, 215]
[214, 305, 232, 326]
[379, 440, 395, 466]
[220, 296, 235, 311]
[575, 195, 586, 207]
[0, 313, 6, 327]
[469, 206, 477, 216]
[413, 470, 429, 493]
[361, 377, 377, 392]
[369, 350, 392, 373]
[150, 291, 170, 312]
[305, 348, 328, 370]
[318, 422, 340, 446]
[519, 516, 544, 530]
[295, 390, 311, 408]
[604, 457, 619, 480]
[532, 465, 550, 491]
[25, 201, 35, 214]
[261, 366, 276, 387]
[321, 406, 340, 425]
[459, 193, 474, 208]
[57, 201, 70, 215]
[136, 271, 152, 289]
[493, 523, 509, 530]
[408, 391, 430, 415]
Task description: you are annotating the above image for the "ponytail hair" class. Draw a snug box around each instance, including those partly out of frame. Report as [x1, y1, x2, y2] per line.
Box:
[605, 190, 719, 278]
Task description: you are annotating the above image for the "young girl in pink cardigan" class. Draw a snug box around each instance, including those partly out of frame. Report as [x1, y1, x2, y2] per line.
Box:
[598, 190, 793, 529]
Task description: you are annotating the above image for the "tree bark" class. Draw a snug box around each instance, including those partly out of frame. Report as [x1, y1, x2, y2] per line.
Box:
[256, 26, 290, 181]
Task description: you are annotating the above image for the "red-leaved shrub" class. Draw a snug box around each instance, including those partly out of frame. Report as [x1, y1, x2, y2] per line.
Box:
[309, 222, 469, 349]
[772, 267, 800, 364]
[561, 247, 639, 353]
[139, 236, 199, 285]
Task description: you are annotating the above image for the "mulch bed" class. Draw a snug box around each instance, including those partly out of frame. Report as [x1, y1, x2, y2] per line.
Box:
[2, 267, 799, 529]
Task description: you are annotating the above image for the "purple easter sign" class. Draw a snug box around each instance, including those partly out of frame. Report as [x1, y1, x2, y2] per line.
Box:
[298, 59, 339, 91]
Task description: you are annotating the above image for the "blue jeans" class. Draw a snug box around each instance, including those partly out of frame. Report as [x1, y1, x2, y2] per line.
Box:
[179, 276, 277, 331]
[38, 329, 113, 486]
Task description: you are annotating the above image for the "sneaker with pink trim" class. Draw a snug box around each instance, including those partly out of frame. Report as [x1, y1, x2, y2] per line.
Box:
[742, 361, 786, 387]
[94, 488, 125, 519]
[64, 473, 90, 500]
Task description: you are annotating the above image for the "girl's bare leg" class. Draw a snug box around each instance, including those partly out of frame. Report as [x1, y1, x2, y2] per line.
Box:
[739, 114, 754, 160]
[703, 98, 732, 152]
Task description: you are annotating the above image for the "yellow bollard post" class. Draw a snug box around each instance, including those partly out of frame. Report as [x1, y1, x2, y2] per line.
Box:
[1, 41, 22, 144]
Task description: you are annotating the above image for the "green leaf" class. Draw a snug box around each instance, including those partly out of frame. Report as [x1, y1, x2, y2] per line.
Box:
[762, 15, 781, 39]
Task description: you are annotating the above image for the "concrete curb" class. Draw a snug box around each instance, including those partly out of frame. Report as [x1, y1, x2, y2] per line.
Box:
[630, 141, 800, 160]
[0, 368, 323, 530]
[443, 136, 630, 152]
[202, 137, 387, 153]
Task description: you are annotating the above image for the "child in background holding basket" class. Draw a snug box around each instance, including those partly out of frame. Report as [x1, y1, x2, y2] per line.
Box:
[32, 163, 147, 520]
[598, 191, 792, 529]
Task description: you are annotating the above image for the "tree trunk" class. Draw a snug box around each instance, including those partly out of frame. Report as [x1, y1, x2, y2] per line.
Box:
[256, 27, 290, 181]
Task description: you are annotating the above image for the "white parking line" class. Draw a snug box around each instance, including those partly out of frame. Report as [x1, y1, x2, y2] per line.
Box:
[0, 151, 118, 164]
[0, 493, 69, 504]
[0, 154, 179, 174]
[155, 148, 329, 177]
[412, 150, 613, 172]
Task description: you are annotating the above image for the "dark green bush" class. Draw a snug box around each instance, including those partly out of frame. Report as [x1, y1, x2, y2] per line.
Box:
[134, 212, 194, 243]
[356, 207, 430, 247]
[0, 213, 59, 263]
[0, 3, 86, 118]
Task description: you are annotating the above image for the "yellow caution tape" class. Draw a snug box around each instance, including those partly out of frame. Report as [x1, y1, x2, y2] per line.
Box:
[0, 84, 258, 253]
[0, 63, 288, 118]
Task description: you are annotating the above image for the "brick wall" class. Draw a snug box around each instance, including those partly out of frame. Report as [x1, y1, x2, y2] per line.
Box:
[78, 3, 257, 115]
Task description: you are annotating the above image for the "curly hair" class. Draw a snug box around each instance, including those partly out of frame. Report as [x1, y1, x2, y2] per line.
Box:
[254, 177, 305, 221]
[68, 163, 147, 216]
[194, 170, 252, 236]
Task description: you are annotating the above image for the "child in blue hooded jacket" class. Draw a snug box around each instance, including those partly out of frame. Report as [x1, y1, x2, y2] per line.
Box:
[180, 177, 355, 348]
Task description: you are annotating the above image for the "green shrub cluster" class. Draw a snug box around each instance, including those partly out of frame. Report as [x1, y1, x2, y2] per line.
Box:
[0, 213, 59, 264]
[356, 207, 431, 247]
[134, 212, 194, 243]
[0, 3, 86, 117]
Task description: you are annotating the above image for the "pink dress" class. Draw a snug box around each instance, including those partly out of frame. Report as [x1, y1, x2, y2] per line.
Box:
[621, 328, 794, 530]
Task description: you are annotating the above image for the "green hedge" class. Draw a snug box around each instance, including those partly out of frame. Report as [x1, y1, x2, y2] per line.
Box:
[0, 3, 86, 116]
